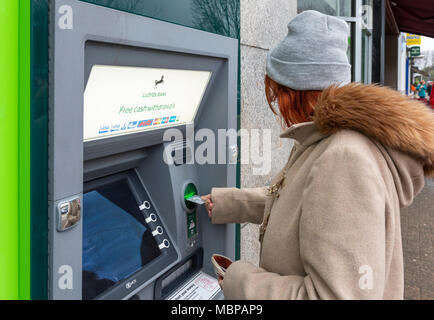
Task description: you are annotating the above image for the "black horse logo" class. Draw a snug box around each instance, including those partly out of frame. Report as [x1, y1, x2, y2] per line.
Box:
[154, 75, 164, 89]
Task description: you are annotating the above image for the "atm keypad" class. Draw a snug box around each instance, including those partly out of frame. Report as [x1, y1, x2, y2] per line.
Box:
[139, 199, 171, 250]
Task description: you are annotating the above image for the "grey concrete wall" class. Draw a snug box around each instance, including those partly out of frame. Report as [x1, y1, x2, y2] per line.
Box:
[240, 0, 297, 266]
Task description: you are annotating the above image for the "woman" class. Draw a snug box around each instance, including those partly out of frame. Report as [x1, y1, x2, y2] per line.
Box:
[202, 10, 434, 300]
[417, 80, 427, 102]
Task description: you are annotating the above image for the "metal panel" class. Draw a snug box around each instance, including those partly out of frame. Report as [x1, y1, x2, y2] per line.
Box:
[49, 0, 238, 300]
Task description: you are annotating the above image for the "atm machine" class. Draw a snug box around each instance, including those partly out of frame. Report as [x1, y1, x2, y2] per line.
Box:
[49, 0, 238, 300]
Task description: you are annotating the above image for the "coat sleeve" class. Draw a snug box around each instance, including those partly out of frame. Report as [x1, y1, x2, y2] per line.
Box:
[222, 147, 388, 300]
[211, 187, 267, 225]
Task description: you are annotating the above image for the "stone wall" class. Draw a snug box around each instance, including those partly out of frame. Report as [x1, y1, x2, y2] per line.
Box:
[239, 0, 297, 266]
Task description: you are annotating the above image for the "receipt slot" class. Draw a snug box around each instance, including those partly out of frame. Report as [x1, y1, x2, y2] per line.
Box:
[48, 0, 238, 300]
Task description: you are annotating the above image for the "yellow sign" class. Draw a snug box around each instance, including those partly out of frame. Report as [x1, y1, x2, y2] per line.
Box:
[406, 33, 421, 46]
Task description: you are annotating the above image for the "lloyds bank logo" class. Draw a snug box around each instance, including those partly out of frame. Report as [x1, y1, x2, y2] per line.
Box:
[154, 75, 165, 89]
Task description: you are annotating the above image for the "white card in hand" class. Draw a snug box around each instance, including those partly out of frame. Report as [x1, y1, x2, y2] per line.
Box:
[186, 195, 205, 205]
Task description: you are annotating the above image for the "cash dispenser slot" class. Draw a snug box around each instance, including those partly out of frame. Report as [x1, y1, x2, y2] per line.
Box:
[154, 249, 204, 300]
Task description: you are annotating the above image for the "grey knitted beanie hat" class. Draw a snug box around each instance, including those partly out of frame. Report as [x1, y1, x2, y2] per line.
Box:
[266, 10, 351, 91]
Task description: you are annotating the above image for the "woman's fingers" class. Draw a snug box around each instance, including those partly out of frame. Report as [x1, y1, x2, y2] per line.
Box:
[201, 194, 213, 218]
[201, 194, 211, 202]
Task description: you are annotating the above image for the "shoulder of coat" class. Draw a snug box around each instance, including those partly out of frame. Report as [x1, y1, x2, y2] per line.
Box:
[319, 129, 383, 164]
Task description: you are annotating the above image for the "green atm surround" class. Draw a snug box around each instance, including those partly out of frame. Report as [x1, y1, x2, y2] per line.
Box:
[0, 0, 240, 300]
[0, 0, 31, 300]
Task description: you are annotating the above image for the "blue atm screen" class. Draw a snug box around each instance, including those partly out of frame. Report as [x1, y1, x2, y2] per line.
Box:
[82, 180, 161, 300]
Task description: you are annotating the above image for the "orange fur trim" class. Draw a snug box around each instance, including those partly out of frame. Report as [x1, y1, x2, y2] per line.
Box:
[314, 83, 434, 176]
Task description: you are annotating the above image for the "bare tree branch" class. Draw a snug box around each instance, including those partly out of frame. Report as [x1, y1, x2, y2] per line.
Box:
[191, 0, 240, 39]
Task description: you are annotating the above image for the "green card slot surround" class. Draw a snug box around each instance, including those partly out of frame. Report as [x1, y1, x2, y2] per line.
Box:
[183, 183, 198, 211]
[182, 182, 199, 239]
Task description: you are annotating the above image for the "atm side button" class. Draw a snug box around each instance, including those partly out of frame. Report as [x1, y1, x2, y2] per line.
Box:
[159, 239, 170, 250]
[145, 213, 157, 224]
[139, 201, 151, 211]
[152, 226, 163, 237]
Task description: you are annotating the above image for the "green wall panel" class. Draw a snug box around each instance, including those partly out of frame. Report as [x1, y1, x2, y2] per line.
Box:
[19, 0, 32, 300]
[0, 0, 32, 300]
[31, 0, 49, 300]
[0, 1, 19, 300]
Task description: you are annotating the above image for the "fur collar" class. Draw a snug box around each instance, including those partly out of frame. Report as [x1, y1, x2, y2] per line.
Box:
[313, 83, 434, 176]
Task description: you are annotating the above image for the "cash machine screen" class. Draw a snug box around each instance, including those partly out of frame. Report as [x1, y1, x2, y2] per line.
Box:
[82, 180, 161, 300]
[84, 65, 212, 142]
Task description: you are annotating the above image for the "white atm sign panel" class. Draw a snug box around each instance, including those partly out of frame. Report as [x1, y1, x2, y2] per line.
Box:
[84, 65, 211, 142]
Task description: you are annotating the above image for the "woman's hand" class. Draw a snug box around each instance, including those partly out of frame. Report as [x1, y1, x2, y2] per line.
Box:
[201, 194, 214, 218]
[218, 276, 224, 288]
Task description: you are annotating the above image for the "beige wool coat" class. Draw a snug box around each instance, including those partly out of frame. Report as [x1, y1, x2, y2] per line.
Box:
[211, 83, 434, 300]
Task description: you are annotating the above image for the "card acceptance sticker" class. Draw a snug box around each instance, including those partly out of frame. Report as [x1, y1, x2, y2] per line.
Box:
[167, 271, 221, 300]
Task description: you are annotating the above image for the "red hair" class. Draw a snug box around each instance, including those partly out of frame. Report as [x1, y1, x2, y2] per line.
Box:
[265, 75, 322, 128]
